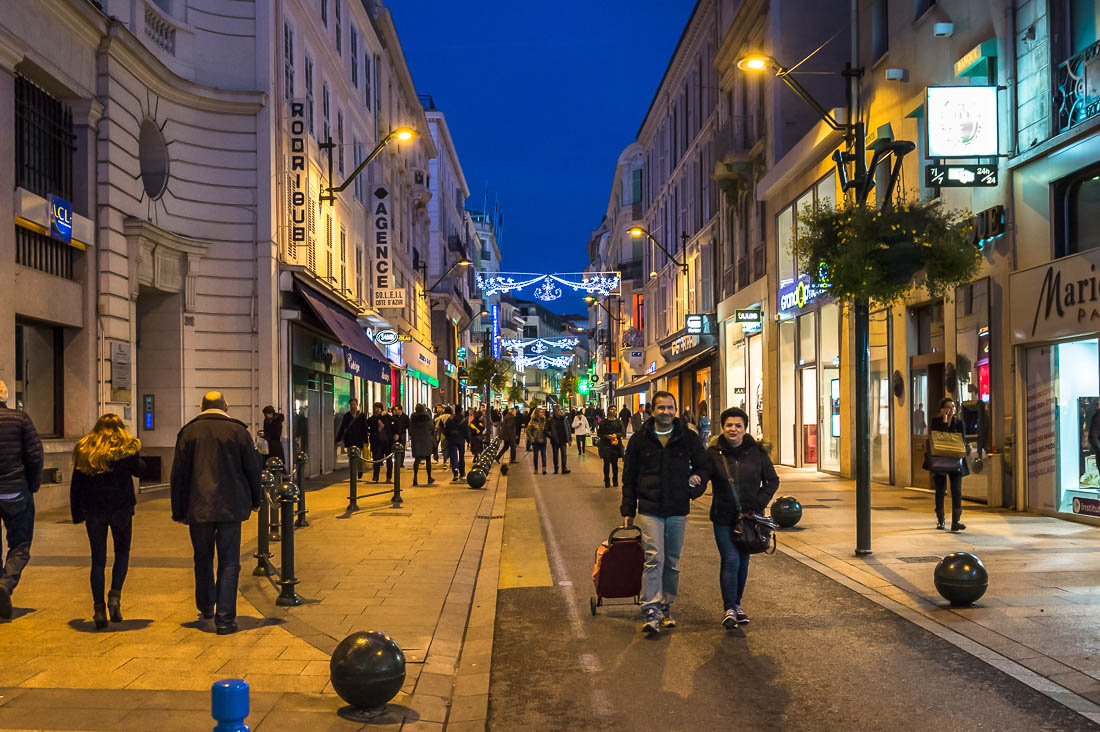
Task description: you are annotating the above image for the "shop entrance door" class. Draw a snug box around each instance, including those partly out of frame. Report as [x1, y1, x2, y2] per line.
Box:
[800, 367, 818, 466]
[910, 353, 945, 487]
[321, 375, 336, 474]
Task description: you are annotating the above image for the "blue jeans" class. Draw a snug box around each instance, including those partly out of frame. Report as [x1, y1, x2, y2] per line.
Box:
[448, 442, 466, 476]
[713, 523, 750, 610]
[635, 513, 686, 613]
[531, 442, 547, 471]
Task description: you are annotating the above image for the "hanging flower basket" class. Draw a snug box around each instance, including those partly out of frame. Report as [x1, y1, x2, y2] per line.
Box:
[793, 201, 981, 306]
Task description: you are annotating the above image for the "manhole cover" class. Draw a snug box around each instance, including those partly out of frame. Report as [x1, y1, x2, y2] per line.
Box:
[897, 556, 942, 564]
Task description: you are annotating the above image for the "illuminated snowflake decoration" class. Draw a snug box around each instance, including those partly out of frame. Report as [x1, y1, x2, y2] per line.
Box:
[476, 272, 620, 301]
[500, 337, 580, 354]
[513, 353, 575, 370]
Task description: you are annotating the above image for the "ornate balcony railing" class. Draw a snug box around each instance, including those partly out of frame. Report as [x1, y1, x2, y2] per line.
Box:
[1055, 38, 1100, 134]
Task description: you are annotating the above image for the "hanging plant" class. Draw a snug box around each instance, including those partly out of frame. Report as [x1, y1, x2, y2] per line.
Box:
[792, 201, 981, 306]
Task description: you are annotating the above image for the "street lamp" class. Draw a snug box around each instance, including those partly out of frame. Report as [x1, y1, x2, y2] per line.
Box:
[628, 227, 688, 274]
[457, 308, 489, 333]
[320, 126, 418, 203]
[421, 257, 472, 297]
[739, 52, 916, 557]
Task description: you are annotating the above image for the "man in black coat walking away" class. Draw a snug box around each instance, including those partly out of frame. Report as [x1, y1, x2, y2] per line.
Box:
[548, 407, 571, 475]
[0, 380, 43, 620]
[367, 402, 394, 483]
[171, 392, 262, 634]
[495, 407, 518, 464]
[336, 399, 368, 478]
[621, 391, 709, 635]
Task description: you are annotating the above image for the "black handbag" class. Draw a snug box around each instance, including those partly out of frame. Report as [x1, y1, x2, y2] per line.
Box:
[717, 453, 777, 555]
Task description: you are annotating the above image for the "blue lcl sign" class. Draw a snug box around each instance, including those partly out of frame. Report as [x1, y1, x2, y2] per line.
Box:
[48, 194, 73, 243]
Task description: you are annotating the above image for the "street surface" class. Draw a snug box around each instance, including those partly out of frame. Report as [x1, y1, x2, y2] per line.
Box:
[489, 446, 1099, 731]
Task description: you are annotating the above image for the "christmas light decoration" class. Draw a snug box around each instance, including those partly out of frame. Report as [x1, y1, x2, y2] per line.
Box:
[476, 272, 620, 300]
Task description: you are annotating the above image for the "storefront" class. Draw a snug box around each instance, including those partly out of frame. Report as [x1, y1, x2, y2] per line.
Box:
[1012, 249, 1100, 520]
[398, 338, 438, 411]
[721, 305, 765, 439]
[649, 317, 718, 425]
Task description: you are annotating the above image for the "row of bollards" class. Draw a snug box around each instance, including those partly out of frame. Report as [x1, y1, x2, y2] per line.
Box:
[254, 456, 302, 605]
[466, 437, 501, 490]
[346, 443, 406, 513]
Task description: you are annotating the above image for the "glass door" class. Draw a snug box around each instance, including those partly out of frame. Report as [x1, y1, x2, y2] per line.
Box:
[801, 367, 818, 466]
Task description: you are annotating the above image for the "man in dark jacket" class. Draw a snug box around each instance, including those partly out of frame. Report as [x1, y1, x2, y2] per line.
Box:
[443, 408, 470, 480]
[0, 380, 43, 619]
[391, 404, 410, 447]
[548, 407, 571, 475]
[618, 406, 632, 428]
[621, 391, 709, 634]
[495, 407, 518, 464]
[259, 406, 285, 469]
[367, 403, 394, 483]
[171, 391, 262, 634]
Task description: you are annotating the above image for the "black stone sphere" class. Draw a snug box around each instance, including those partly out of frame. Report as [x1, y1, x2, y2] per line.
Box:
[330, 631, 406, 711]
[934, 552, 988, 606]
[770, 496, 803, 528]
[466, 469, 486, 490]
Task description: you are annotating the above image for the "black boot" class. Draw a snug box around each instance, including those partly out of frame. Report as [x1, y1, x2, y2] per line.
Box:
[93, 603, 108, 630]
[107, 590, 122, 623]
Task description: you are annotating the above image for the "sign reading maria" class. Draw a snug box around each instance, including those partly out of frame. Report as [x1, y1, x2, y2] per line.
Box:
[371, 186, 406, 309]
[1011, 249, 1100, 343]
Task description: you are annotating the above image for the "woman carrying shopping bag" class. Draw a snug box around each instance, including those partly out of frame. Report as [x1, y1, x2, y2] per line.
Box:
[924, 397, 969, 531]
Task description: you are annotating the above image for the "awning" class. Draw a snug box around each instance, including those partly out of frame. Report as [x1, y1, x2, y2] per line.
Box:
[615, 379, 650, 396]
[613, 347, 718, 397]
[296, 283, 390, 384]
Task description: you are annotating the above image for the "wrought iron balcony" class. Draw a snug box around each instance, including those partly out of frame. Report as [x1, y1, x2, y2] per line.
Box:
[1055, 38, 1100, 134]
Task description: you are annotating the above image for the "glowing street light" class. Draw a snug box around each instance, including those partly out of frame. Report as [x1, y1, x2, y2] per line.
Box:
[628, 226, 688, 274]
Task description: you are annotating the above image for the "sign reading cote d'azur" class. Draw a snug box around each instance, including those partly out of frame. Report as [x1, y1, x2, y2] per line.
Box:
[1011, 249, 1100, 343]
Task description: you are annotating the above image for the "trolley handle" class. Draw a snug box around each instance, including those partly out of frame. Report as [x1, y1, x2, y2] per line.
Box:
[607, 526, 642, 543]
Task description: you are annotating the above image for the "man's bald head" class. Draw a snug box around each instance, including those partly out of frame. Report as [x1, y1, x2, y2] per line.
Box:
[201, 391, 228, 412]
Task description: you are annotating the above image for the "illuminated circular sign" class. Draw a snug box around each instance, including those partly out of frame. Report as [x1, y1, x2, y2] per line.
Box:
[375, 329, 399, 346]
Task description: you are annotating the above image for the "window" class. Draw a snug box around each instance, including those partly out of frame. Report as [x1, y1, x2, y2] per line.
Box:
[914, 0, 936, 19]
[339, 226, 347, 294]
[777, 172, 837, 290]
[1059, 168, 1100, 257]
[15, 322, 62, 436]
[872, 0, 889, 61]
[334, 0, 342, 56]
[303, 54, 315, 138]
[337, 110, 344, 174]
[322, 82, 330, 142]
[320, 0, 327, 27]
[523, 325, 538, 338]
[350, 28, 358, 88]
[283, 23, 295, 101]
[353, 138, 362, 200]
[14, 75, 73, 200]
[364, 54, 372, 111]
[325, 213, 333, 279]
[355, 245, 363, 300]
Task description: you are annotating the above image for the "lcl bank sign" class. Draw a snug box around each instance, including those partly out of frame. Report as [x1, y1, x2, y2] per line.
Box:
[1011, 249, 1100, 343]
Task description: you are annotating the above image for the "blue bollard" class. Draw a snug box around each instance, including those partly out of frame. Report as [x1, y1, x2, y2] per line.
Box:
[211, 678, 250, 732]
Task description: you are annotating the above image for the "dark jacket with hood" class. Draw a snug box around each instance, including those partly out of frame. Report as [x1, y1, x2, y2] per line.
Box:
[367, 412, 394, 447]
[408, 412, 435, 459]
[70, 438, 145, 524]
[705, 434, 779, 525]
[548, 413, 569, 446]
[336, 410, 368, 447]
[621, 417, 710, 518]
[0, 404, 43, 495]
[443, 414, 470, 447]
[500, 412, 517, 442]
[170, 411, 262, 524]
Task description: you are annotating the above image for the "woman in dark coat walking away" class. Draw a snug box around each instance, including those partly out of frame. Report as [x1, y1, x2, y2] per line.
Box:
[924, 397, 970, 531]
[705, 407, 778, 628]
[596, 415, 625, 487]
[409, 405, 436, 486]
[70, 414, 145, 629]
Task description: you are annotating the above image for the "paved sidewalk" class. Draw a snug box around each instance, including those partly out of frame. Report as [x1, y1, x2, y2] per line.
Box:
[769, 467, 1100, 723]
[0, 458, 508, 730]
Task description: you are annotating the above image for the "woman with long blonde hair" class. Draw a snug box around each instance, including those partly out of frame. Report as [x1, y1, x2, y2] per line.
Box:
[70, 414, 144, 629]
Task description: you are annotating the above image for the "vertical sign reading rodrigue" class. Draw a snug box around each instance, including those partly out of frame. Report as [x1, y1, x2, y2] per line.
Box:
[288, 101, 308, 257]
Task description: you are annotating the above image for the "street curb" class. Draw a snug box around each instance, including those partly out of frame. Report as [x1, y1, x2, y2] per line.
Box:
[776, 541, 1100, 725]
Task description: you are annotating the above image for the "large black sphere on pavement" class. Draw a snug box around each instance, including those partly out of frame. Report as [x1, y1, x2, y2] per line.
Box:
[770, 496, 802, 528]
[330, 631, 406, 720]
[466, 468, 486, 490]
[934, 552, 988, 606]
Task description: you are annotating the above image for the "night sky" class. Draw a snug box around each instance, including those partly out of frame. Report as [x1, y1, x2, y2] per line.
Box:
[389, 1, 695, 315]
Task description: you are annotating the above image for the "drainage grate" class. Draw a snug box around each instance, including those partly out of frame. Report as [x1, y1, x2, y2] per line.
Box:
[871, 506, 907, 511]
[901, 496, 927, 501]
[801, 504, 832, 509]
[815, 498, 843, 502]
[476, 514, 504, 520]
[897, 556, 942, 564]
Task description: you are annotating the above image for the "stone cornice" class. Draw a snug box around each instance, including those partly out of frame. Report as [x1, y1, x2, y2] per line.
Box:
[124, 217, 209, 257]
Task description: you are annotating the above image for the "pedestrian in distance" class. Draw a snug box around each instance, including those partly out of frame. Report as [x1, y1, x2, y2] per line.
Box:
[409, 405, 436, 486]
[698, 402, 711, 437]
[70, 414, 145, 629]
[336, 399, 368, 478]
[0, 379, 43, 620]
[621, 391, 709, 634]
[258, 405, 286, 469]
[170, 391, 262, 634]
[443, 407, 470, 481]
[924, 397, 969, 531]
[572, 411, 590, 456]
[549, 406, 571, 474]
[496, 406, 518, 464]
[597, 413, 625, 488]
[367, 402, 394, 483]
[618, 405, 632, 430]
[391, 404, 410, 450]
[468, 409, 485, 459]
[705, 407, 778, 628]
[527, 408, 549, 474]
[630, 406, 644, 436]
[434, 405, 449, 468]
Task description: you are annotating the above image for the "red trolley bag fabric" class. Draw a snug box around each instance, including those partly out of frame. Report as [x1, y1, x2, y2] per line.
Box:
[592, 526, 644, 599]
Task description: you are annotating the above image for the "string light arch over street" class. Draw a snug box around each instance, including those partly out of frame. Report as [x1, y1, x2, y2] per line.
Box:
[475, 272, 621, 301]
[500, 337, 580, 354]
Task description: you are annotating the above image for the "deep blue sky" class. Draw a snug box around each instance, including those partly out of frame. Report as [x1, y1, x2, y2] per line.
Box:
[389, 1, 695, 314]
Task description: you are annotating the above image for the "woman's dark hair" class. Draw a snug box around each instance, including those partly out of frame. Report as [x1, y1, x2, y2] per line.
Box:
[444, 406, 453, 415]
[720, 407, 750, 426]
[939, 397, 956, 410]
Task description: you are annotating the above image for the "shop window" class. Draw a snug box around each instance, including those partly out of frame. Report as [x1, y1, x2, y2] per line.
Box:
[14, 322, 63, 436]
[955, 278, 992, 460]
[912, 300, 945, 354]
[15, 75, 74, 201]
[1058, 168, 1100, 257]
[869, 310, 892, 483]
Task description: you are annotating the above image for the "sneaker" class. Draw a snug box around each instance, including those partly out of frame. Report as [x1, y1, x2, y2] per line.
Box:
[734, 605, 749, 625]
[642, 609, 661, 634]
[562, 469, 571, 475]
[722, 609, 738, 629]
[427, 479, 436, 485]
[936, 522, 946, 530]
[951, 522, 967, 532]
[660, 604, 676, 628]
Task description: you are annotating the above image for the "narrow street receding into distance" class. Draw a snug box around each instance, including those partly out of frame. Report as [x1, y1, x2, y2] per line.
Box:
[489, 449, 1096, 731]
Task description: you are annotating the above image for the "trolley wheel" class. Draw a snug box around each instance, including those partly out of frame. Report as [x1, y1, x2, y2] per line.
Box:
[590, 596, 598, 616]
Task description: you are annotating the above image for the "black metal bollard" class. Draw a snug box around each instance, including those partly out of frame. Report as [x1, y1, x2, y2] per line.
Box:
[275, 479, 303, 607]
[392, 442, 405, 507]
[254, 470, 277, 576]
[347, 446, 361, 512]
[295, 449, 309, 528]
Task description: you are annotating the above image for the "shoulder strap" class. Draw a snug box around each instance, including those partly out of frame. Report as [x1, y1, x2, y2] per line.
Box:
[714, 452, 744, 514]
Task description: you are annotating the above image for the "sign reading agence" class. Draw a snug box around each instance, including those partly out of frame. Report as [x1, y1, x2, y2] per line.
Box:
[371, 186, 406, 309]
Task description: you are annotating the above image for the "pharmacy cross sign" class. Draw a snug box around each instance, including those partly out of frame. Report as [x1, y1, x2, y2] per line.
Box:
[476, 271, 620, 301]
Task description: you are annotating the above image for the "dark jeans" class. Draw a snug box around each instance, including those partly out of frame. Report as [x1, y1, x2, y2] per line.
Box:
[413, 457, 433, 483]
[531, 442, 547, 471]
[448, 442, 466, 477]
[85, 508, 133, 604]
[933, 471, 963, 525]
[0, 493, 34, 593]
[575, 435, 587, 454]
[551, 443, 568, 471]
[713, 523, 750, 610]
[370, 440, 393, 482]
[189, 521, 242, 628]
[603, 457, 619, 485]
[495, 440, 517, 463]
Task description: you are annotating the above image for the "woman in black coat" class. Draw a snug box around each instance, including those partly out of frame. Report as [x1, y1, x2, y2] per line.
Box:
[705, 407, 778, 628]
[924, 397, 970, 531]
[596, 416, 625, 488]
[409, 405, 436, 486]
[70, 414, 145, 629]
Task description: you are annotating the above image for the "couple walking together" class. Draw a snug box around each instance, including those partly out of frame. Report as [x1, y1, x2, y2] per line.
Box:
[620, 391, 778, 632]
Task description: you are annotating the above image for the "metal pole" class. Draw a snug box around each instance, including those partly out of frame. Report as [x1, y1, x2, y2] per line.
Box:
[854, 301, 872, 555]
[294, 449, 309, 527]
[392, 442, 405, 507]
[347, 446, 360, 512]
[275, 479, 302, 606]
[254, 470, 275, 576]
[264, 457, 283, 541]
